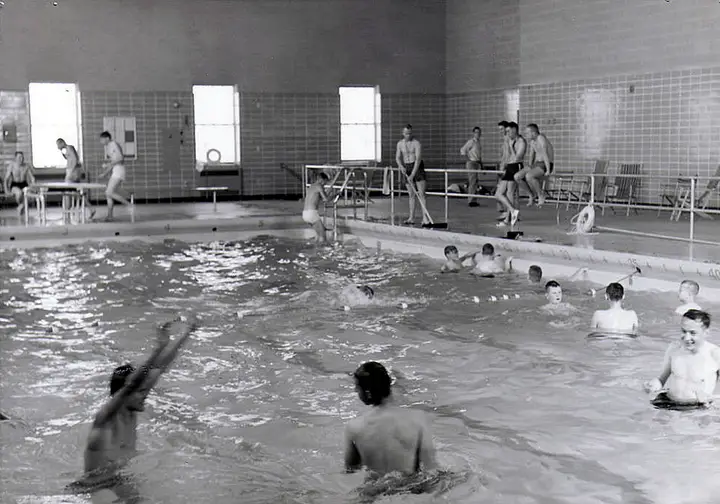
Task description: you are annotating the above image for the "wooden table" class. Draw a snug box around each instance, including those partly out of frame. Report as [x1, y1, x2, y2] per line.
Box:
[26, 182, 107, 225]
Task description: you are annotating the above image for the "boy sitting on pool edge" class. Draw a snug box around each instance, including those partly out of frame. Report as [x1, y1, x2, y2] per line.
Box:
[644, 309, 720, 407]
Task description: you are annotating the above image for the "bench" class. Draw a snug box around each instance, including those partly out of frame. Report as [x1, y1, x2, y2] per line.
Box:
[195, 186, 229, 212]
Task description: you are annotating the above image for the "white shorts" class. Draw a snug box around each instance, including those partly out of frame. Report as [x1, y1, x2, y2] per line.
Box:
[110, 164, 126, 182]
[302, 209, 321, 225]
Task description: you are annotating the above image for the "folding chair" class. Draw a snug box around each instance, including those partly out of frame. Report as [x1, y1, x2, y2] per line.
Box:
[673, 165, 720, 220]
[603, 163, 642, 216]
[658, 177, 692, 221]
[572, 160, 609, 208]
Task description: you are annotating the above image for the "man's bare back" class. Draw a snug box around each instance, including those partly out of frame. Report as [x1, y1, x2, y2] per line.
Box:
[345, 362, 436, 478]
[591, 307, 638, 335]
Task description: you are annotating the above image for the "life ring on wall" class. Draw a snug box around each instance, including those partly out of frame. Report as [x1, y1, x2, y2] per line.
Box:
[569, 205, 596, 235]
[206, 148, 222, 163]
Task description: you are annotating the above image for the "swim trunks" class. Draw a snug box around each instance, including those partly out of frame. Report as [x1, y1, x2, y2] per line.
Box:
[302, 209, 321, 224]
[533, 161, 554, 174]
[110, 164, 126, 182]
[502, 163, 522, 181]
[404, 160, 426, 183]
[651, 392, 709, 411]
[9, 181, 28, 191]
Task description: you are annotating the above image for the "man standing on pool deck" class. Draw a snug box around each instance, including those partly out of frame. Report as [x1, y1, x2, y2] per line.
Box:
[345, 361, 437, 477]
[303, 172, 330, 243]
[82, 317, 197, 483]
[495, 122, 525, 227]
[460, 126, 482, 207]
[98, 131, 131, 222]
[396, 124, 428, 226]
[57, 138, 92, 217]
[515, 123, 554, 207]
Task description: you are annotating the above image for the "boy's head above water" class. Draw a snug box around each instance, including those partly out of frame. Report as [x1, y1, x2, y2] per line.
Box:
[528, 265, 543, 283]
[481, 243, 494, 258]
[545, 280, 562, 304]
[353, 361, 391, 406]
[680, 309, 711, 353]
[357, 285, 374, 300]
[679, 280, 700, 303]
[605, 282, 624, 303]
[444, 245, 459, 260]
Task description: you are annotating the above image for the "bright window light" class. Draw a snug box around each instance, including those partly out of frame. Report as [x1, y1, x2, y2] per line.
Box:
[29, 83, 82, 168]
[192, 85, 240, 163]
[340, 86, 381, 162]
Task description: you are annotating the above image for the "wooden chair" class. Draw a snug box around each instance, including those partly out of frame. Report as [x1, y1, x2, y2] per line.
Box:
[672, 165, 720, 220]
[603, 163, 642, 216]
[658, 177, 693, 221]
[569, 159, 609, 208]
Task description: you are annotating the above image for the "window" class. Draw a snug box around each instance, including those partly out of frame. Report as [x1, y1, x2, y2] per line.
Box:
[28, 83, 82, 168]
[192, 85, 240, 164]
[339, 86, 381, 162]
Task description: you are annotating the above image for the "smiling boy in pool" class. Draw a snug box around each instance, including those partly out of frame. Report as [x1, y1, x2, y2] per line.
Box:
[72, 316, 197, 498]
[440, 245, 476, 273]
[644, 309, 720, 407]
[344, 362, 436, 478]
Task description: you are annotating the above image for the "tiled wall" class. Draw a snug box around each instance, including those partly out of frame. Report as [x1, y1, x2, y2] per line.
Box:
[0, 92, 31, 168]
[240, 93, 340, 197]
[80, 92, 196, 200]
[520, 70, 720, 204]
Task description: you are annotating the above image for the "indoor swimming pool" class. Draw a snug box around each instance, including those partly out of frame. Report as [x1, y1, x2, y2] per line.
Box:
[1, 236, 719, 504]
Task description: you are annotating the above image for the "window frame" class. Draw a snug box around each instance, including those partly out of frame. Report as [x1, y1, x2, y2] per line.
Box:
[339, 86, 381, 163]
[192, 84, 241, 165]
[28, 82, 83, 169]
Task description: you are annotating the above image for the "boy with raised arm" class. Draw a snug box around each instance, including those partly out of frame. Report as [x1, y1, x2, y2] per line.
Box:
[645, 309, 720, 406]
[344, 362, 436, 478]
[83, 316, 197, 479]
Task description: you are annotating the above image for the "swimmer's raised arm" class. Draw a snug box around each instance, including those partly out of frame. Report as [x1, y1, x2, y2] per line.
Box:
[91, 316, 198, 428]
[459, 251, 478, 263]
[343, 423, 362, 473]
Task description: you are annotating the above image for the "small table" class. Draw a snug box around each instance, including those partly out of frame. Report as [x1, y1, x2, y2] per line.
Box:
[195, 186, 229, 212]
[27, 182, 107, 225]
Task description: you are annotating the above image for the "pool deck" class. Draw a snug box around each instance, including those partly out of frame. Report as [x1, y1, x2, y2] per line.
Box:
[2, 196, 719, 277]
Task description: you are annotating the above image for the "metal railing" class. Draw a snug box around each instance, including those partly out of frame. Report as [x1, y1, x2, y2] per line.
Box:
[303, 164, 720, 246]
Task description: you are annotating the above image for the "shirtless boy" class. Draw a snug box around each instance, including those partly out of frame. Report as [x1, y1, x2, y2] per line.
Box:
[4, 151, 34, 215]
[495, 123, 525, 227]
[395, 124, 428, 226]
[344, 361, 436, 477]
[645, 309, 719, 406]
[99, 131, 131, 221]
[303, 172, 330, 243]
[440, 245, 476, 273]
[57, 138, 84, 183]
[470, 243, 510, 275]
[590, 282, 638, 335]
[515, 124, 554, 207]
[675, 280, 701, 315]
[76, 317, 197, 496]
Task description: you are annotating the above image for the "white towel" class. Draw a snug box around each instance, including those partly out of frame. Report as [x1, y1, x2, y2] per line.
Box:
[382, 167, 391, 195]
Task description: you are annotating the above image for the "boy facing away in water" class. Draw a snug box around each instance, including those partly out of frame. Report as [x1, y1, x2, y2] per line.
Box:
[590, 282, 638, 335]
[303, 172, 330, 243]
[645, 309, 720, 406]
[345, 362, 436, 477]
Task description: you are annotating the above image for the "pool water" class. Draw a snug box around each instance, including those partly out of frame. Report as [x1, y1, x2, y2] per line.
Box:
[1, 236, 719, 504]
